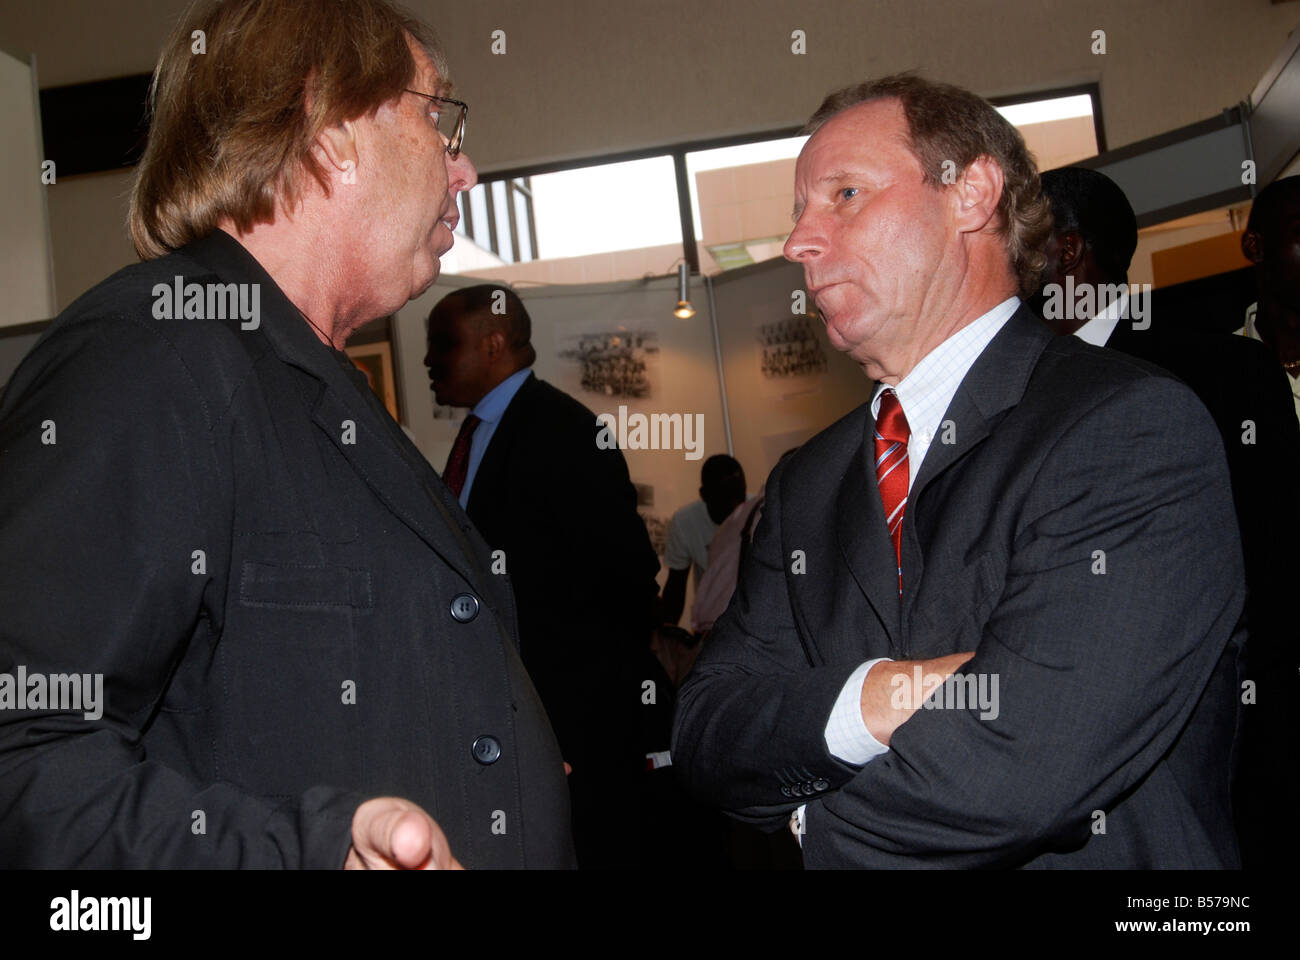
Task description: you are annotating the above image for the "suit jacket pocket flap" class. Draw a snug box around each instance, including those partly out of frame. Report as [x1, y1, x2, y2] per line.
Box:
[239, 560, 373, 609]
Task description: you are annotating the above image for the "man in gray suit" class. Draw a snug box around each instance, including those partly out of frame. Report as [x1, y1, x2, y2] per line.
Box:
[672, 74, 1245, 867]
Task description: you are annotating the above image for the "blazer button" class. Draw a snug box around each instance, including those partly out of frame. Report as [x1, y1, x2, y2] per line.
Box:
[780, 785, 791, 797]
[813, 779, 830, 792]
[450, 593, 480, 623]
[471, 735, 501, 765]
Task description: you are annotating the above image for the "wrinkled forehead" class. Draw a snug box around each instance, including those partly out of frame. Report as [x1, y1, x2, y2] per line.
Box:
[406, 33, 448, 95]
[797, 99, 911, 175]
[790, 106, 915, 195]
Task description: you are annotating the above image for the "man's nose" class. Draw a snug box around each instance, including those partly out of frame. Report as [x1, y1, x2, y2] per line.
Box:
[447, 150, 478, 194]
[784, 214, 825, 263]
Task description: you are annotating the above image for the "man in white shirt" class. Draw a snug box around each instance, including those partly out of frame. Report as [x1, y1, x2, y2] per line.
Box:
[659, 455, 746, 628]
[672, 74, 1245, 868]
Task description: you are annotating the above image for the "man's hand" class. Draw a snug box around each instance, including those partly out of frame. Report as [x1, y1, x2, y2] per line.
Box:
[343, 797, 463, 870]
[860, 653, 975, 746]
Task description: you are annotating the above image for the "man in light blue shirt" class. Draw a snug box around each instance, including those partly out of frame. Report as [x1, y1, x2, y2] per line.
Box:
[425, 283, 662, 868]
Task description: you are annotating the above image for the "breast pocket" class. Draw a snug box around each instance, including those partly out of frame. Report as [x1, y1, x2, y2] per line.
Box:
[217, 559, 372, 797]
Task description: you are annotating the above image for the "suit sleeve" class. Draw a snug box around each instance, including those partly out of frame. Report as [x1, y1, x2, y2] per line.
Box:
[800, 377, 1244, 866]
[0, 317, 363, 867]
[1226, 342, 1300, 670]
[672, 455, 865, 829]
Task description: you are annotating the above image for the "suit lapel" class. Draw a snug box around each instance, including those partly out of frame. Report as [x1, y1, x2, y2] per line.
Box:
[911, 305, 1052, 502]
[181, 231, 484, 589]
[901, 306, 1053, 623]
[836, 412, 902, 646]
[308, 384, 482, 585]
[830, 307, 1053, 649]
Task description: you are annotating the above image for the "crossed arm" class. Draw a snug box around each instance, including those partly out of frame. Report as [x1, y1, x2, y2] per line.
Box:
[673, 377, 1244, 866]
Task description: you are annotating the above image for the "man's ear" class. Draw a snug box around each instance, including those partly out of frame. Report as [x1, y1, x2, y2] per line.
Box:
[1057, 230, 1087, 273]
[315, 120, 360, 185]
[482, 328, 507, 361]
[953, 155, 1004, 234]
[1241, 228, 1264, 265]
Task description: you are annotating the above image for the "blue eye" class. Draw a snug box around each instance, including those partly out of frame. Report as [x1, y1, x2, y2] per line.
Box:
[841, 187, 859, 200]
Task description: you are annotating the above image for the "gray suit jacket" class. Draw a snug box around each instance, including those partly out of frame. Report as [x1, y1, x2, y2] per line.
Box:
[672, 304, 1245, 868]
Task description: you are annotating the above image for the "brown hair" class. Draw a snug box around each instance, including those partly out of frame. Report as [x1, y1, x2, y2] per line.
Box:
[805, 73, 1053, 296]
[129, 0, 446, 260]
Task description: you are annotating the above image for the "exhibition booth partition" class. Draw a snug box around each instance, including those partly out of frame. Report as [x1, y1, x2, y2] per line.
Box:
[394, 259, 873, 583]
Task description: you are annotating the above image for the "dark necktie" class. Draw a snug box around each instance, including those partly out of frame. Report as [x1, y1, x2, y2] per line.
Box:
[874, 389, 910, 594]
[442, 413, 481, 498]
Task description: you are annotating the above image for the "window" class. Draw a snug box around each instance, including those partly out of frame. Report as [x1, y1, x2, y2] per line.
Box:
[444, 85, 1103, 282]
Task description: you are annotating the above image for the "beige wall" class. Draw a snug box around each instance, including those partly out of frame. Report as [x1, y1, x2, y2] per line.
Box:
[2, 0, 1295, 307]
[1130, 204, 1250, 288]
[45, 168, 136, 310]
[0, 47, 55, 326]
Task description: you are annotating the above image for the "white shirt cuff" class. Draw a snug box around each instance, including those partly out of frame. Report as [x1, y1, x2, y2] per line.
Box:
[824, 658, 893, 765]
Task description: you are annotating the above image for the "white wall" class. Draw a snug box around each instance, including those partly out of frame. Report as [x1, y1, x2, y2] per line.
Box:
[44, 169, 137, 311]
[712, 259, 873, 485]
[4, 0, 1295, 166]
[1, 0, 1296, 309]
[0, 47, 54, 326]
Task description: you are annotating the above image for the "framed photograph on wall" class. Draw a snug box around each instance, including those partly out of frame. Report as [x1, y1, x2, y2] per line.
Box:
[345, 339, 401, 422]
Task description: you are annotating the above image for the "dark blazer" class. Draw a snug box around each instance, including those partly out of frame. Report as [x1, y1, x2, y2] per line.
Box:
[1104, 318, 1300, 869]
[672, 305, 1246, 868]
[466, 373, 660, 719]
[0, 230, 575, 868]
[464, 372, 660, 864]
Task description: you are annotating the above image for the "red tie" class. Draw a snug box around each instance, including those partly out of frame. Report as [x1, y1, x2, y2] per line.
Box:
[442, 413, 481, 498]
[874, 390, 910, 594]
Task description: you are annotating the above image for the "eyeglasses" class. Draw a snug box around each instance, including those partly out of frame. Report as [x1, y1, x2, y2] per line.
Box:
[405, 90, 468, 158]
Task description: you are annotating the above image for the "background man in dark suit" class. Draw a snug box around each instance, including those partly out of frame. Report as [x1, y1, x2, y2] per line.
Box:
[1238, 176, 1300, 423]
[672, 73, 1245, 867]
[1037, 166, 1300, 868]
[425, 284, 661, 867]
[0, 0, 574, 868]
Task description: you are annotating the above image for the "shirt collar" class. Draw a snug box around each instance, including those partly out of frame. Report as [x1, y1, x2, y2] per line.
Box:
[1073, 289, 1128, 346]
[472, 367, 533, 424]
[871, 296, 1020, 446]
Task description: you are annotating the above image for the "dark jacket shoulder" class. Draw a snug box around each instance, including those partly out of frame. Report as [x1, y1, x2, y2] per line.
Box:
[8, 250, 270, 422]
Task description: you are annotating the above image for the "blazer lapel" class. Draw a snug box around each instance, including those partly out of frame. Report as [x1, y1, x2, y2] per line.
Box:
[900, 306, 1053, 624]
[836, 411, 902, 647]
[911, 305, 1053, 501]
[181, 231, 484, 588]
[308, 383, 483, 584]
